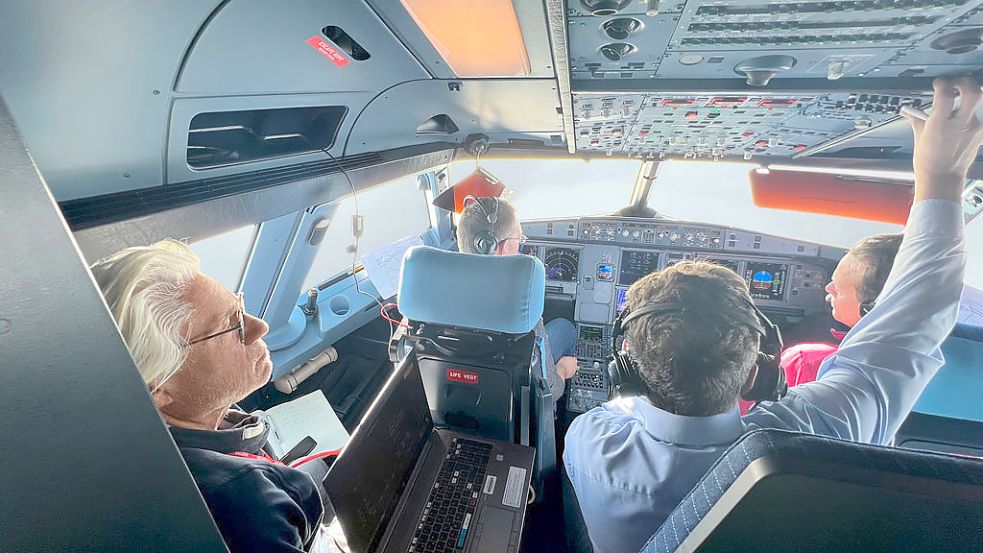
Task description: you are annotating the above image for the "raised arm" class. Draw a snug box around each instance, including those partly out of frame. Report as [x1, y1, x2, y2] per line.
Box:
[747, 77, 983, 444]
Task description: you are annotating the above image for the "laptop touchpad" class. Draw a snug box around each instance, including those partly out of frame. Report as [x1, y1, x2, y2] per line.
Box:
[473, 507, 516, 553]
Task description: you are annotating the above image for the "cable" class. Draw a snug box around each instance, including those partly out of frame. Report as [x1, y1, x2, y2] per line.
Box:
[289, 449, 342, 469]
[381, 302, 409, 328]
[320, 148, 396, 341]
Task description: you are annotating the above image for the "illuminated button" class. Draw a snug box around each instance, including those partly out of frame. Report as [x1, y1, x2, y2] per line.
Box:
[742, 131, 755, 137]
[792, 144, 808, 152]
[754, 140, 769, 148]
[685, 111, 699, 120]
[612, 128, 624, 137]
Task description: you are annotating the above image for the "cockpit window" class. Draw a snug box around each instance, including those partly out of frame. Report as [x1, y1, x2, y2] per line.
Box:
[190, 225, 258, 291]
[449, 159, 640, 220]
[649, 161, 904, 249]
[301, 174, 431, 291]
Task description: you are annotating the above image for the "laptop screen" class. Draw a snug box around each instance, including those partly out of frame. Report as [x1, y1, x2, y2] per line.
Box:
[323, 353, 433, 553]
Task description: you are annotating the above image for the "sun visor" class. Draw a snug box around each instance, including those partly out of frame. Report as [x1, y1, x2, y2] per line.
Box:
[432, 167, 510, 213]
[750, 168, 913, 224]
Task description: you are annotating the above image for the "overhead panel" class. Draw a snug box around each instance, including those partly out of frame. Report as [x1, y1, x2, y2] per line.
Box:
[566, 0, 983, 160]
[177, 0, 428, 94]
[573, 91, 931, 160]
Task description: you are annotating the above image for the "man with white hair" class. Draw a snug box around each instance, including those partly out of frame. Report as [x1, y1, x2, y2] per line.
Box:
[90, 239, 323, 553]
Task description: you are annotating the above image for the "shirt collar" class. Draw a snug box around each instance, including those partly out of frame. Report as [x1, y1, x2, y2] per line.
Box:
[169, 408, 269, 455]
[611, 395, 745, 447]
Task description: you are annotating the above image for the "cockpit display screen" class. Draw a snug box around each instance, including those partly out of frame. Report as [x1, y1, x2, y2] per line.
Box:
[580, 325, 603, 342]
[544, 247, 580, 282]
[704, 258, 740, 273]
[616, 287, 629, 313]
[744, 262, 788, 300]
[519, 244, 540, 257]
[619, 251, 660, 286]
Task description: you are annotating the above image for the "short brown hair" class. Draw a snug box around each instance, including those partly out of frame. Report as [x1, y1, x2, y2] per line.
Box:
[848, 233, 903, 303]
[456, 197, 519, 254]
[625, 261, 759, 416]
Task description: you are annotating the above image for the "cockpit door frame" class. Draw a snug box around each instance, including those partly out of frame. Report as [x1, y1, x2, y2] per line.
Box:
[0, 96, 228, 552]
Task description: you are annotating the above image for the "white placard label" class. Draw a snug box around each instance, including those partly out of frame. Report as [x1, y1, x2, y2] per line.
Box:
[503, 466, 527, 508]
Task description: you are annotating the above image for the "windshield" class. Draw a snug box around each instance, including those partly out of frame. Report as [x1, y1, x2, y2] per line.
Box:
[649, 161, 904, 249]
[449, 158, 640, 220]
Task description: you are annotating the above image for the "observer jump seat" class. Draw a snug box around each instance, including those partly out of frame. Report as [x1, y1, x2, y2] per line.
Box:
[640, 428, 983, 553]
[397, 246, 557, 494]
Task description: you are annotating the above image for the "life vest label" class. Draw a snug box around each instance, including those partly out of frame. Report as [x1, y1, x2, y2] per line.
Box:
[305, 36, 350, 68]
[447, 368, 480, 384]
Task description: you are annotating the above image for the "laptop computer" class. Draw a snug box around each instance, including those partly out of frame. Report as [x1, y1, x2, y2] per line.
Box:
[324, 352, 535, 553]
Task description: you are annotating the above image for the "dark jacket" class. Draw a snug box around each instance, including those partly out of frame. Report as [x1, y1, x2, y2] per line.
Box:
[169, 411, 324, 552]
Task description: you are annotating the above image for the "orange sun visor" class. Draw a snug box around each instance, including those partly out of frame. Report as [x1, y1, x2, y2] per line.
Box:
[749, 168, 913, 224]
[399, 0, 531, 77]
[432, 167, 510, 213]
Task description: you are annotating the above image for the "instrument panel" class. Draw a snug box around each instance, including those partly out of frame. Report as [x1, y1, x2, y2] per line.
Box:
[523, 216, 835, 413]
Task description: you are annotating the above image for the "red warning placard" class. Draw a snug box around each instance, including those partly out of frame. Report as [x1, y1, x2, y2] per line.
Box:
[447, 368, 480, 384]
[306, 36, 350, 67]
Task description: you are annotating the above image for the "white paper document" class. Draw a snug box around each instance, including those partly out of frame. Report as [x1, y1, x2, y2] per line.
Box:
[360, 235, 425, 300]
[253, 390, 349, 459]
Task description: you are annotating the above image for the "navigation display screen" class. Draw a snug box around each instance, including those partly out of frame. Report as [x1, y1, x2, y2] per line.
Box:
[544, 247, 580, 282]
[665, 253, 691, 267]
[619, 251, 660, 286]
[616, 287, 629, 313]
[519, 244, 540, 257]
[744, 262, 788, 300]
[704, 258, 740, 273]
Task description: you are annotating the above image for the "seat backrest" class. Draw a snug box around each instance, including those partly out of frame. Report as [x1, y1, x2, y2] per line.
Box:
[640, 429, 983, 553]
[398, 246, 556, 495]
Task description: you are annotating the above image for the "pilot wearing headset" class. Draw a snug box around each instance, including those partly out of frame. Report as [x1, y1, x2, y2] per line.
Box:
[565, 75, 983, 553]
[456, 196, 580, 398]
[773, 234, 903, 390]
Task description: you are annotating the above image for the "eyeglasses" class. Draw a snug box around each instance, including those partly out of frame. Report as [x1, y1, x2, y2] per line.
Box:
[186, 292, 245, 346]
[501, 234, 528, 244]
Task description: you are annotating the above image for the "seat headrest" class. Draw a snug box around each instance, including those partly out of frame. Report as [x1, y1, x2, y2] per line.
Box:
[398, 246, 545, 334]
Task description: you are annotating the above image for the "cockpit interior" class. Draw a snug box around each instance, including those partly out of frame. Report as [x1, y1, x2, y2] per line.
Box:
[3, 1, 983, 552]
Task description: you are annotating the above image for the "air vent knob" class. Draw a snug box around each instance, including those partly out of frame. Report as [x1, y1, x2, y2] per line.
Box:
[931, 28, 983, 55]
[734, 55, 797, 87]
[581, 0, 631, 16]
[600, 42, 637, 62]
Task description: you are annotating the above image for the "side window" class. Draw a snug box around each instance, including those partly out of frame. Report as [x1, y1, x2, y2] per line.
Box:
[301, 174, 430, 291]
[189, 225, 258, 291]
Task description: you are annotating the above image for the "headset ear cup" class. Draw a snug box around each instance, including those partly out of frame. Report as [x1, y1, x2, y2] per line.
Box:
[860, 300, 876, 317]
[741, 353, 787, 403]
[607, 353, 647, 399]
[473, 230, 498, 255]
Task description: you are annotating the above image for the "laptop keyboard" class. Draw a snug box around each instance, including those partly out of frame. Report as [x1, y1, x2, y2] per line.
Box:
[410, 438, 493, 552]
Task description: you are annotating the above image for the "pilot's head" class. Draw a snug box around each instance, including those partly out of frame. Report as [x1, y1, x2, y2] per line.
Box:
[624, 261, 760, 416]
[825, 233, 902, 328]
[90, 240, 272, 428]
[456, 197, 523, 256]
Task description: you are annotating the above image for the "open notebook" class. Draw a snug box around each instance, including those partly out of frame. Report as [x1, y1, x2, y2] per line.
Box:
[252, 390, 349, 459]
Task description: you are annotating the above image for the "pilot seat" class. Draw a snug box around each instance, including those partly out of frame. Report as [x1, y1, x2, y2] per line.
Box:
[396, 246, 557, 497]
[640, 428, 983, 552]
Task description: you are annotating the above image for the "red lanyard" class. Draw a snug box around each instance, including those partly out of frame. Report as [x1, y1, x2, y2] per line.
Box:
[227, 449, 341, 469]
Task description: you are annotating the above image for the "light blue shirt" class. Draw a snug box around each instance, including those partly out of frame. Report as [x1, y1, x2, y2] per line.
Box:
[564, 200, 965, 553]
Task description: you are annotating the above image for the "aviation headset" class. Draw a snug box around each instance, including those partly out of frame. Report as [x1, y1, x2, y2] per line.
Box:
[608, 298, 788, 404]
[462, 195, 501, 255]
[859, 299, 876, 317]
